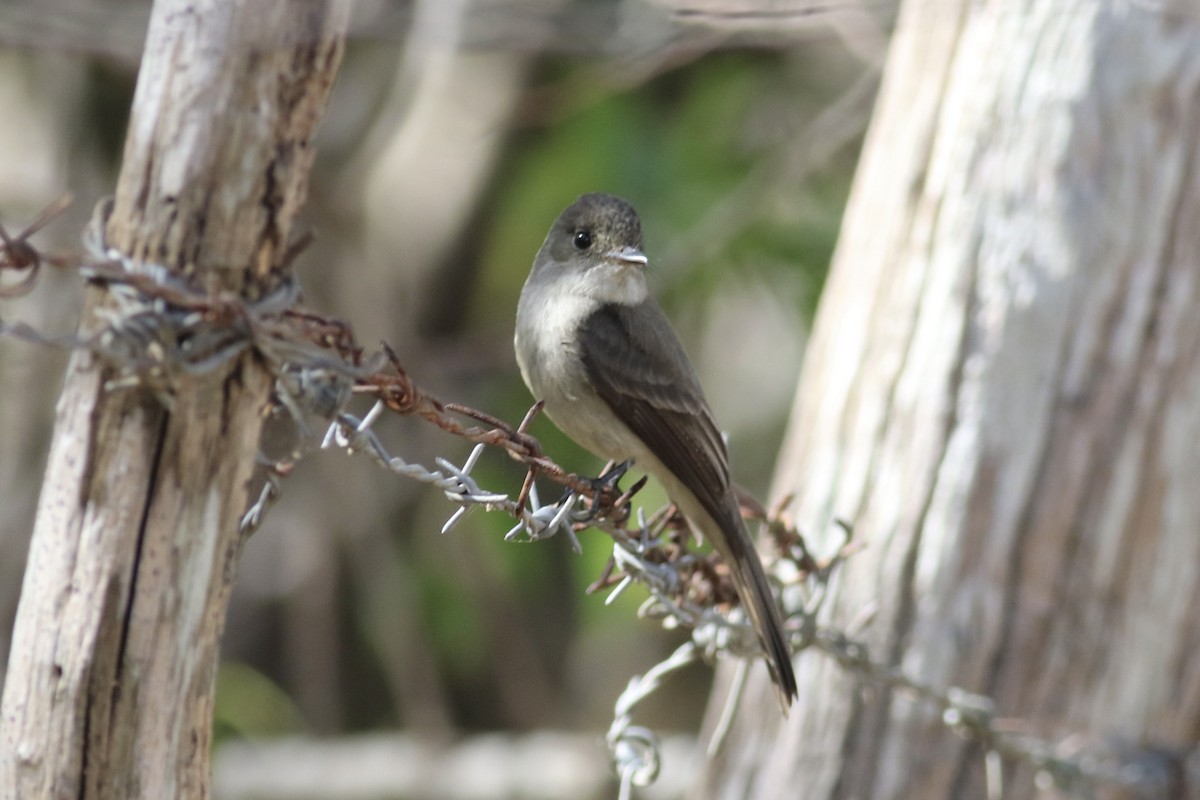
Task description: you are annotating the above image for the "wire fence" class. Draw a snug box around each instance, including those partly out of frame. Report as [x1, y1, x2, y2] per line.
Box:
[0, 196, 1182, 799]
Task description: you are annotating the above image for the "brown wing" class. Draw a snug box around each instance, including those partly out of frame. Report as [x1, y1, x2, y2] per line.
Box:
[578, 301, 732, 527]
[580, 301, 799, 707]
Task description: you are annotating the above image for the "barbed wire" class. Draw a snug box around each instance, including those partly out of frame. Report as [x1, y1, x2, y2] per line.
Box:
[0, 197, 1181, 799]
[312, 383, 1171, 798]
[0, 193, 74, 298]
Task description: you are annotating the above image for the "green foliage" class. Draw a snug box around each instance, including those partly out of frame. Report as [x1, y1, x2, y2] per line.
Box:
[213, 661, 305, 742]
[474, 50, 852, 334]
[415, 548, 489, 676]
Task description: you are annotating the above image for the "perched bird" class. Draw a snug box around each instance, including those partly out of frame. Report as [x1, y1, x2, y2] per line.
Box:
[514, 192, 797, 708]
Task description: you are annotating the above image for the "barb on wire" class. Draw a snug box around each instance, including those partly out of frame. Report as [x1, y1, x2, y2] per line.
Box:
[319, 401, 606, 549]
[0, 193, 74, 298]
[239, 459, 293, 536]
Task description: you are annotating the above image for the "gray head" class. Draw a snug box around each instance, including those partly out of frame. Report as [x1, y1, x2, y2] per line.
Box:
[527, 193, 649, 305]
[537, 193, 646, 270]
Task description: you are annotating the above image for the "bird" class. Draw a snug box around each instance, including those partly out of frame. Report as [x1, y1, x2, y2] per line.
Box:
[513, 192, 797, 708]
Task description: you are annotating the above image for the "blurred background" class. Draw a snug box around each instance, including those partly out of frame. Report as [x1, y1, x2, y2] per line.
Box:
[0, 0, 890, 795]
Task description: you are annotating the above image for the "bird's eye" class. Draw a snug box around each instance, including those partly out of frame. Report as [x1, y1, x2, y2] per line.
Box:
[573, 230, 593, 250]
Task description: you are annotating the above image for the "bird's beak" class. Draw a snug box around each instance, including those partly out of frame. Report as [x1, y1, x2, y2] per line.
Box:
[607, 246, 648, 267]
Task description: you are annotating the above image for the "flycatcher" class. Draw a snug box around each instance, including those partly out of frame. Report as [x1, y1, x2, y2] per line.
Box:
[514, 192, 798, 707]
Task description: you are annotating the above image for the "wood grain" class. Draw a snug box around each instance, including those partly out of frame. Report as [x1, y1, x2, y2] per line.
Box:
[0, 2, 348, 797]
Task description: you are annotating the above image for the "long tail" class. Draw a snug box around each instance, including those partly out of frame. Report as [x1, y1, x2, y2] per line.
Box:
[718, 507, 798, 710]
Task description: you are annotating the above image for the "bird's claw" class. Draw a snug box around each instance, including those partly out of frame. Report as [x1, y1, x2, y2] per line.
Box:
[569, 459, 634, 522]
[595, 459, 633, 491]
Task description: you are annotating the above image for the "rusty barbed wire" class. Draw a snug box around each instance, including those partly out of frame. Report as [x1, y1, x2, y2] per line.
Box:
[0, 193, 74, 298]
[0, 196, 1180, 800]
[314, 388, 1170, 797]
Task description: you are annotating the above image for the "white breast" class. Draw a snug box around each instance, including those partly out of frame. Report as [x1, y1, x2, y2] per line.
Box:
[513, 261, 651, 462]
[515, 275, 592, 403]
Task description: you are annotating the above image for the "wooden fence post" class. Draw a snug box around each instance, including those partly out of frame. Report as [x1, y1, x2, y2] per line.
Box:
[1, 2, 349, 797]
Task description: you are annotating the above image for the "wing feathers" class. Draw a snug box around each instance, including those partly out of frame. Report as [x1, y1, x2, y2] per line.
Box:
[579, 302, 730, 526]
[578, 301, 798, 706]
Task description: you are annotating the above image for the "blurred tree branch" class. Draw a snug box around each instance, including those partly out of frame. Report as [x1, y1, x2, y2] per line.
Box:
[0, 0, 890, 65]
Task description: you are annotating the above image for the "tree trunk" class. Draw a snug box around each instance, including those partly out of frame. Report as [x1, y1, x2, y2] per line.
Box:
[697, 2, 1200, 798]
[0, 2, 348, 798]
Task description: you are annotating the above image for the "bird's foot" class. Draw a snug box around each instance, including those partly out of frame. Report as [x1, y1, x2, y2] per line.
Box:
[594, 459, 633, 491]
[569, 459, 633, 522]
